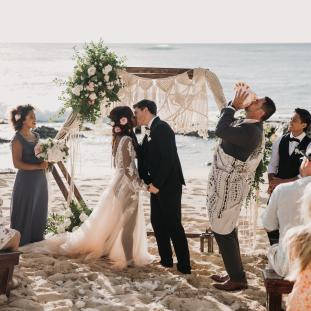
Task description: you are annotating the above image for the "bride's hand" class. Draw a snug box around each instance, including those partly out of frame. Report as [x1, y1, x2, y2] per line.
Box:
[148, 184, 159, 194]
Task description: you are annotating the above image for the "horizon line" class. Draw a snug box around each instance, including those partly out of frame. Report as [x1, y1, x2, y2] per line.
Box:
[1, 41, 311, 45]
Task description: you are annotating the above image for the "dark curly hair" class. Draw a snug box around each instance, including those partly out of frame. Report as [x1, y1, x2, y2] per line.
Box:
[109, 106, 138, 154]
[10, 104, 35, 131]
[295, 108, 311, 133]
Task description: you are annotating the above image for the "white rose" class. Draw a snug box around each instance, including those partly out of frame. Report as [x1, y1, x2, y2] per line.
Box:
[58, 224, 66, 233]
[72, 85, 81, 96]
[104, 75, 109, 82]
[79, 212, 88, 222]
[64, 218, 71, 228]
[87, 65, 96, 77]
[64, 209, 72, 218]
[89, 93, 97, 101]
[105, 64, 112, 73]
[107, 84, 114, 90]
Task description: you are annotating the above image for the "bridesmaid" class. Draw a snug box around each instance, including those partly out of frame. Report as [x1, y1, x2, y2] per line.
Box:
[10, 105, 49, 246]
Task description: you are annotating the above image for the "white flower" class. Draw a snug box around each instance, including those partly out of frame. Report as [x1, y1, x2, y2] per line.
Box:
[58, 224, 66, 233]
[107, 84, 114, 90]
[103, 64, 112, 75]
[64, 218, 71, 228]
[79, 212, 88, 222]
[89, 93, 97, 101]
[64, 209, 72, 218]
[15, 114, 21, 121]
[99, 91, 105, 97]
[72, 226, 79, 232]
[87, 65, 96, 77]
[72, 85, 83, 96]
[104, 74, 109, 82]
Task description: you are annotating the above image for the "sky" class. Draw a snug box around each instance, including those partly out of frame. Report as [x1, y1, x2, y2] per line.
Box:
[1, 0, 311, 43]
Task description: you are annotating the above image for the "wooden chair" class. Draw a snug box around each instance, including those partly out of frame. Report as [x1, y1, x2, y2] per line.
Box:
[262, 268, 294, 311]
[0, 250, 21, 297]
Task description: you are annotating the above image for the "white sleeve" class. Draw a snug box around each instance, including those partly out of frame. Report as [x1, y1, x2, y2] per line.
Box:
[261, 186, 280, 231]
[267, 137, 281, 174]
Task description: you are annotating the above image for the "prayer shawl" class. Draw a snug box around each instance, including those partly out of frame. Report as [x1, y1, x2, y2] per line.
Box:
[207, 134, 264, 235]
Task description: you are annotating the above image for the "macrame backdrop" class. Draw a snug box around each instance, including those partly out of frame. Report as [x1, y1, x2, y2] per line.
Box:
[53, 67, 261, 254]
[114, 68, 227, 138]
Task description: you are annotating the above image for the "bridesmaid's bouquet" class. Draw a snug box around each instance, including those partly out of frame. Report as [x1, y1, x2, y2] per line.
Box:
[34, 139, 69, 162]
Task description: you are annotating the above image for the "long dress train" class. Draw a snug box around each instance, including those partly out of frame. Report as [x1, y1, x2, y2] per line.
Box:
[21, 136, 153, 268]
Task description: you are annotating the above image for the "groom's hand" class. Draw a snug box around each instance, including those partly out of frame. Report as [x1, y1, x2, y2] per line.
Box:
[148, 183, 159, 194]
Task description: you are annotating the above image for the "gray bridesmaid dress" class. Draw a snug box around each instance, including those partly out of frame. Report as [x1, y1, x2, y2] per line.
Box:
[10, 131, 48, 246]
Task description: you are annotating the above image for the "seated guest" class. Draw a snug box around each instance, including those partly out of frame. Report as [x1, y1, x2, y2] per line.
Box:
[262, 153, 311, 277]
[285, 183, 311, 311]
[0, 198, 20, 251]
[268, 108, 311, 194]
[266, 108, 311, 246]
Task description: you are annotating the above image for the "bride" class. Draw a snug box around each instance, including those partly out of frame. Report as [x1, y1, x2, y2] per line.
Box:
[21, 106, 153, 269]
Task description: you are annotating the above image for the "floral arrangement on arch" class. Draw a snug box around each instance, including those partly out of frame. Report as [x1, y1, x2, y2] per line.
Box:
[56, 40, 126, 123]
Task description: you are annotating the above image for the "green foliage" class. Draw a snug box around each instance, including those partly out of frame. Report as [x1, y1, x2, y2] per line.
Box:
[57, 40, 126, 123]
[45, 200, 92, 235]
[248, 123, 287, 202]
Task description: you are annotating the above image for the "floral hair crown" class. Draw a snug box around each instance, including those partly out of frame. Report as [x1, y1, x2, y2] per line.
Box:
[15, 114, 21, 121]
[104, 116, 128, 127]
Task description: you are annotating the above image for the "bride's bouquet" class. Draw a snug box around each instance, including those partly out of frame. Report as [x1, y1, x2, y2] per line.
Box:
[34, 139, 69, 162]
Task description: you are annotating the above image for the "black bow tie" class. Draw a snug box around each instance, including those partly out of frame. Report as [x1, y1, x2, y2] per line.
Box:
[145, 126, 150, 130]
[289, 137, 300, 143]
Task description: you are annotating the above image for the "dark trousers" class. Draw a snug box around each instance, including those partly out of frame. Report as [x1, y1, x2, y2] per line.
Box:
[267, 230, 280, 246]
[213, 228, 246, 283]
[150, 186, 191, 270]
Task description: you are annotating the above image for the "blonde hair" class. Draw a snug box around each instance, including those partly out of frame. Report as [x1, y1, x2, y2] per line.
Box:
[286, 184, 311, 279]
[286, 226, 311, 280]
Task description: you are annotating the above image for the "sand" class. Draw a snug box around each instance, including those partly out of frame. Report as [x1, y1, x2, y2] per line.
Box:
[0, 172, 270, 311]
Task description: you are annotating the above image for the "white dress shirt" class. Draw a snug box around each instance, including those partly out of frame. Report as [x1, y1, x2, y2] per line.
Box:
[267, 132, 311, 175]
[261, 176, 311, 276]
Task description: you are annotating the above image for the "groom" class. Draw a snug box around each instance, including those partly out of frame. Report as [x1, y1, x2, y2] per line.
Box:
[134, 99, 191, 274]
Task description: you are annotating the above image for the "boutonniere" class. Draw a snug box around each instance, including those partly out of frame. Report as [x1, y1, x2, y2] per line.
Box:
[145, 129, 151, 142]
[294, 147, 305, 157]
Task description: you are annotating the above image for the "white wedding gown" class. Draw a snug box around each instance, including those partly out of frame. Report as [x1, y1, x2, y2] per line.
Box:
[21, 136, 154, 268]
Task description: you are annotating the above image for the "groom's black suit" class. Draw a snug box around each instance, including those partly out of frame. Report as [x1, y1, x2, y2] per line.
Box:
[138, 117, 191, 272]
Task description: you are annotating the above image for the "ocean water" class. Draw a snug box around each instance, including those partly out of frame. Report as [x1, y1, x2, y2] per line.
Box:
[0, 43, 310, 176]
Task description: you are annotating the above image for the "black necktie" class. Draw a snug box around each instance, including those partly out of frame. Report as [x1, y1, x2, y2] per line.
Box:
[289, 137, 300, 143]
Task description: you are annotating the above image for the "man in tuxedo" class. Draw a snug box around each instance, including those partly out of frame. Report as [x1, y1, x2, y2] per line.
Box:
[134, 99, 191, 274]
[266, 108, 311, 245]
[268, 108, 311, 193]
[207, 91, 276, 291]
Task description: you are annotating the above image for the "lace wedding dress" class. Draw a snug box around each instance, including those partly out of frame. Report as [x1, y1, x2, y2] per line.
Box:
[21, 136, 153, 268]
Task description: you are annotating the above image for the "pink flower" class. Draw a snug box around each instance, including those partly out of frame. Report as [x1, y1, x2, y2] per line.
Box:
[34, 143, 42, 156]
[86, 82, 95, 92]
[88, 99, 95, 105]
[120, 117, 128, 125]
[114, 126, 121, 133]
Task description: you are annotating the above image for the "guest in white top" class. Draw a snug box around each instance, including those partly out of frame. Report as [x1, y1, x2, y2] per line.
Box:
[268, 108, 311, 195]
[262, 155, 311, 277]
